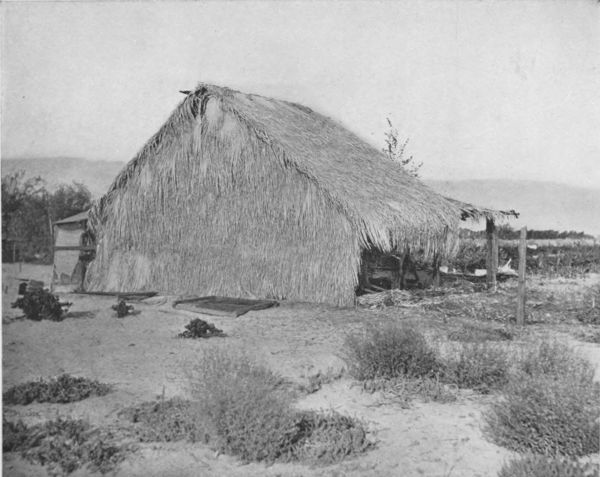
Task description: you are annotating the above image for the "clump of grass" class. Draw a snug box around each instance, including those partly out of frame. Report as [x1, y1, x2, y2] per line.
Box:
[3, 374, 111, 405]
[177, 318, 224, 339]
[497, 454, 599, 477]
[485, 340, 600, 457]
[3, 417, 130, 475]
[443, 342, 510, 393]
[447, 322, 513, 343]
[187, 348, 371, 464]
[119, 398, 204, 443]
[360, 376, 457, 407]
[342, 323, 441, 381]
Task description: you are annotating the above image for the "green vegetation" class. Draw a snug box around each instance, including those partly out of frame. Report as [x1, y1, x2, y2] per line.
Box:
[2, 171, 92, 263]
[187, 348, 372, 463]
[3, 374, 111, 405]
[3, 417, 128, 475]
[177, 318, 224, 339]
[497, 455, 599, 477]
[11, 288, 71, 321]
[485, 341, 600, 457]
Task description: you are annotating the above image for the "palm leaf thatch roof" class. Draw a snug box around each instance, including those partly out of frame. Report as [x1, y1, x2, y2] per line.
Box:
[446, 197, 519, 223]
[86, 84, 462, 305]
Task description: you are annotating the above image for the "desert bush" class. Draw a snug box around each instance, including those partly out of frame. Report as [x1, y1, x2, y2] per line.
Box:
[11, 288, 71, 321]
[120, 398, 204, 443]
[447, 322, 513, 343]
[290, 410, 372, 464]
[3, 374, 111, 405]
[360, 376, 457, 407]
[443, 342, 510, 393]
[497, 454, 599, 477]
[2, 417, 129, 475]
[485, 366, 600, 457]
[177, 318, 224, 339]
[342, 323, 441, 381]
[187, 348, 371, 463]
[516, 339, 591, 378]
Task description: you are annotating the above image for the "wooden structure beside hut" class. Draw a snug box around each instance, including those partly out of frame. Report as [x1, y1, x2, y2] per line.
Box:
[85, 84, 467, 305]
[52, 211, 95, 292]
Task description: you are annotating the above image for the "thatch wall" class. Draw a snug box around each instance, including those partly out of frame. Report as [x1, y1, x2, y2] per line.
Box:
[86, 84, 461, 305]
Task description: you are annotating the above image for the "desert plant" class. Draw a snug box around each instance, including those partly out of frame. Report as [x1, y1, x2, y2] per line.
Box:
[177, 318, 224, 339]
[11, 288, 71, 321]
[120, 397, 204, 443]
[342, 323, 441, 381]
[443, 342, 510, 393]
[497, 454, 599, 477]
[2, 417, 129, 475]
[187, 348, 372, 463]
[447, 322, 513, 343]
[3, 374, 111, 405]
[485, 368, 600, 457]
[516, 339, 591, 378]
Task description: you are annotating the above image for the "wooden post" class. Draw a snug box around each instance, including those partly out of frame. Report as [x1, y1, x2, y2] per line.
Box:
[486, 218, 498, 291]
[432, 253, 441, 288]
[516, 226, 527, 326]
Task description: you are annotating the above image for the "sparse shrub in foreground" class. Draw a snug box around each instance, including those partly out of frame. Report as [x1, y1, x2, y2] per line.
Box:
[497, 454, 599, 477]
[119, 398, 204, 443]
[516, 339, 590, 378]
[3, 374, 111, 405]
[360, 376, 457, 407]
[177, 318, 224, 339]
[3, 417, 130, 475]
[447, 322, 513, 343]
[187, 348, 371, 463]
[443, 342, 510, 393]
[342, 323, 441, 381]
[11, 288, 71, 321]
[485, 366, 600, 457]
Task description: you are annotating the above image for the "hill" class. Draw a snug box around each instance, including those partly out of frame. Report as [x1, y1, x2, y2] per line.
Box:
[426, 179, 600, 236]
[1, 157, 124, 197]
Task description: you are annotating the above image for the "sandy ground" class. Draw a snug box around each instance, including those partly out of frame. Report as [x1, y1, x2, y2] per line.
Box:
[2, 264, 599, 477]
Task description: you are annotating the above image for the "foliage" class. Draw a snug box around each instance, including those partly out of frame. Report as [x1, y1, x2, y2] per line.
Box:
[342, 323, 441, 381]
[447, 322, 513, 342]
[187, 348, 371, 463]
[485, 341, 600, 457]
[360, 376, 458, 407]
[498, 455, 599, 477]
[443, 342, 510, 393]
[2, 417, 129, 476]
[382, 118, 422, 177]
[120, 398, 204, 443]
[3, 374, 111, 405]
[11, 288, 71, 321]
[1, 171, 92, 263]
[112, 300, 134, 318]
[459, 226, 593, 241]
[177, 318, 224, 339]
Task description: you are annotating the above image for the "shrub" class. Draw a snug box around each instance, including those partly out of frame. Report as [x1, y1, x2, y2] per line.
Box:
[3, 374, 111, 405]
[447, 323, 513, 343]
[443, 342, 510, 393]
[119, 398, 204, 443]
[342, 323, 441, 381]
[11, 288, 70, 321]
[360, 376, 457, 407]
[485, 367, 600, 457]
[290, 410, 372, 464]
[498, 454, 599, 477]
[2, 417, 129, 475]
[516, 339, 592, 379]
[187, 348, 372, 463]
[177, 318, 224, 339]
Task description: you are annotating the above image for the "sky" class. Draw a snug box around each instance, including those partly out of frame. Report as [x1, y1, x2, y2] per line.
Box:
[2, 1, 599, 188]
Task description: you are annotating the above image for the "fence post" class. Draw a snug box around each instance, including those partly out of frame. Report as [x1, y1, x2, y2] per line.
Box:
[516, 226, 527, 326]
[486, 218, 498, 292]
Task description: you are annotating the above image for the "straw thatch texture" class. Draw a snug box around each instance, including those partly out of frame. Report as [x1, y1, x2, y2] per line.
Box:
[445, 197, 519, 223]
[86, 84, 461, 305]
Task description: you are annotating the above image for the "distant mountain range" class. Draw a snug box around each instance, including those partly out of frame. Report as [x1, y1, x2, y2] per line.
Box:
[2, 158, 599, 236]
[426, 179, 600, 237]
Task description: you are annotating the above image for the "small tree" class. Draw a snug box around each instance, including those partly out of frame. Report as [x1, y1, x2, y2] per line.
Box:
[382, 118, 422, 178]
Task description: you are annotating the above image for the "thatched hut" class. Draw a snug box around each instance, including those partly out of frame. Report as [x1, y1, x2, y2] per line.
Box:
[85, 84, 462, 305]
